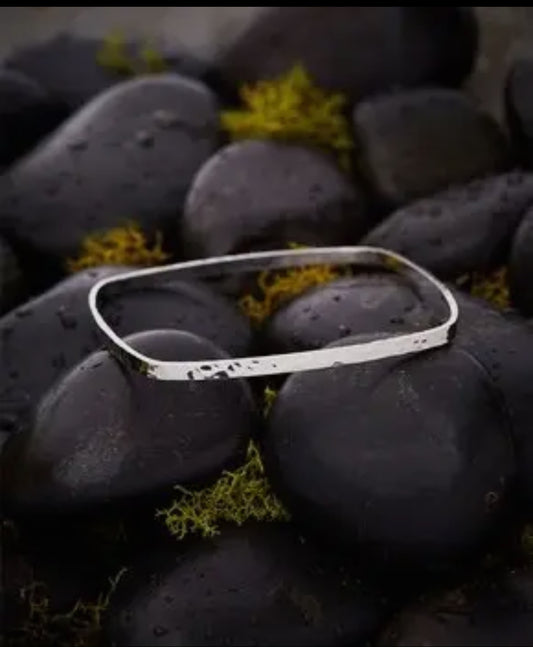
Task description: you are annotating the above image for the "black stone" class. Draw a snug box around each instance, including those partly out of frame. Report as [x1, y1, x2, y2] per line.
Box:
[99, 279, 252, 357]
[2, 329, 257, 513]
[505, 58, 533, 169]
[510, 205, 533, 316]
[452, 289, 533, 515]
[263, 273, 442, 353]
[0, 266, 126, 438]
[380, 565, 533, 646]
[264, 343, 515, 576]
[363, 172, 533, 279]
[0, 74, 219, 279]
[0, 235, 25, 315]
[105, 524, 387, 647]
[0, 268, 252, 438]
[3, 33, 224, 112]
[219, 7, 478, 102]
[354, 88, 508, 208]
[182, 140, 368, 258]
[0, 68, 67, 169]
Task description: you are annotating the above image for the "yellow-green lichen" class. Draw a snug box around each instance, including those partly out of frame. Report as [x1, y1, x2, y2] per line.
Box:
[66, 222, 169, 273]
[96, 31, 168, 76]
[239, 243, 351, 325]
[156, 440, 289, 540]
[220, 64, 354, 171]
[8, 568, 127, 647]
[96, 31, 136, 76]
[469, 266, 510, 310]
[138, 42, 168, 74]
[263, 385, 278, 417]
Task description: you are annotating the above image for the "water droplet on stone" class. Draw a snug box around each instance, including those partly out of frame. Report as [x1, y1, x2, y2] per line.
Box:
[15, 307, 32, 318]
[485, 490, 499, 509]
[136, 130, 154, 147]
[68, 138, 88, 151]
[56, 306, 77, 330]
[153, 109, 180, 128]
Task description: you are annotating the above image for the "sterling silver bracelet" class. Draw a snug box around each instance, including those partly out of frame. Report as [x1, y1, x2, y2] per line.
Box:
[88, 246, 459, 381]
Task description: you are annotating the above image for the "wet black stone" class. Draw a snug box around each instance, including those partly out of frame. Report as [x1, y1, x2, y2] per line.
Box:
[264, 343, 514, 576]
[505, 58, 533, 169]
[219, 7, 477, 102]
[0, 68, 67, 169]
[0, 266, 126, 438]
[0, 268, 252, 438]
[105, 524, 387, 647]
[2, 329, 257, 513]
[452, 289, 533, 514]
[3, 33, 223, 111]
[99, 279, 252, 357]
[0, 74, 219, 279]
[354, 88, 508, 208]
[263, 273, 442, 353]
[182, 140, 368, 258]
[380, 566, 533, 646]
[0, 235, 25, 315]
[509, 205, 533, 316]
[363, 172, 533, 279]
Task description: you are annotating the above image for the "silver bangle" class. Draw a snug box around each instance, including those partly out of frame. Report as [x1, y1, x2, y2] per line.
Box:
[88, 246, 459, 381]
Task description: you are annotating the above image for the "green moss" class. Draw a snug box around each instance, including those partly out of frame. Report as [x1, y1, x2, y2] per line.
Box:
[156, 441, 290, 540]
[263, 385, 278, 417]
[8, 568, 127, 647]
[96, 31, 136, 76]
[470, 267, 510, 310]
[66, 222, 169, 273]
[239, 242, 351, 325]
[220, 64, 354, 171]
[139, 42, 168, 73]
[455, 266, 510, 310]
[96, 32, 168, 76]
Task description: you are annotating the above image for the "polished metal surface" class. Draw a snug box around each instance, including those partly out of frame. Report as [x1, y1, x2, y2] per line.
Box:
[89, 246, 459, 381]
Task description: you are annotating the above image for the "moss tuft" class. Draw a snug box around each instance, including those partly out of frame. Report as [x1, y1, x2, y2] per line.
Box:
[239, 243, 350, 325]
[469, 266, 510, 310]
[456, 266, 510, 310]
[156, 441, 289, 540]
[263, 385, 278, 417]
[138, 42, 168, 74]
[66, 222, 169, 273]
[96, 32, 167, 76]
[220, 64, 354, 170]
[8, 568, 127, 647]
[96, 31, 136, 76]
